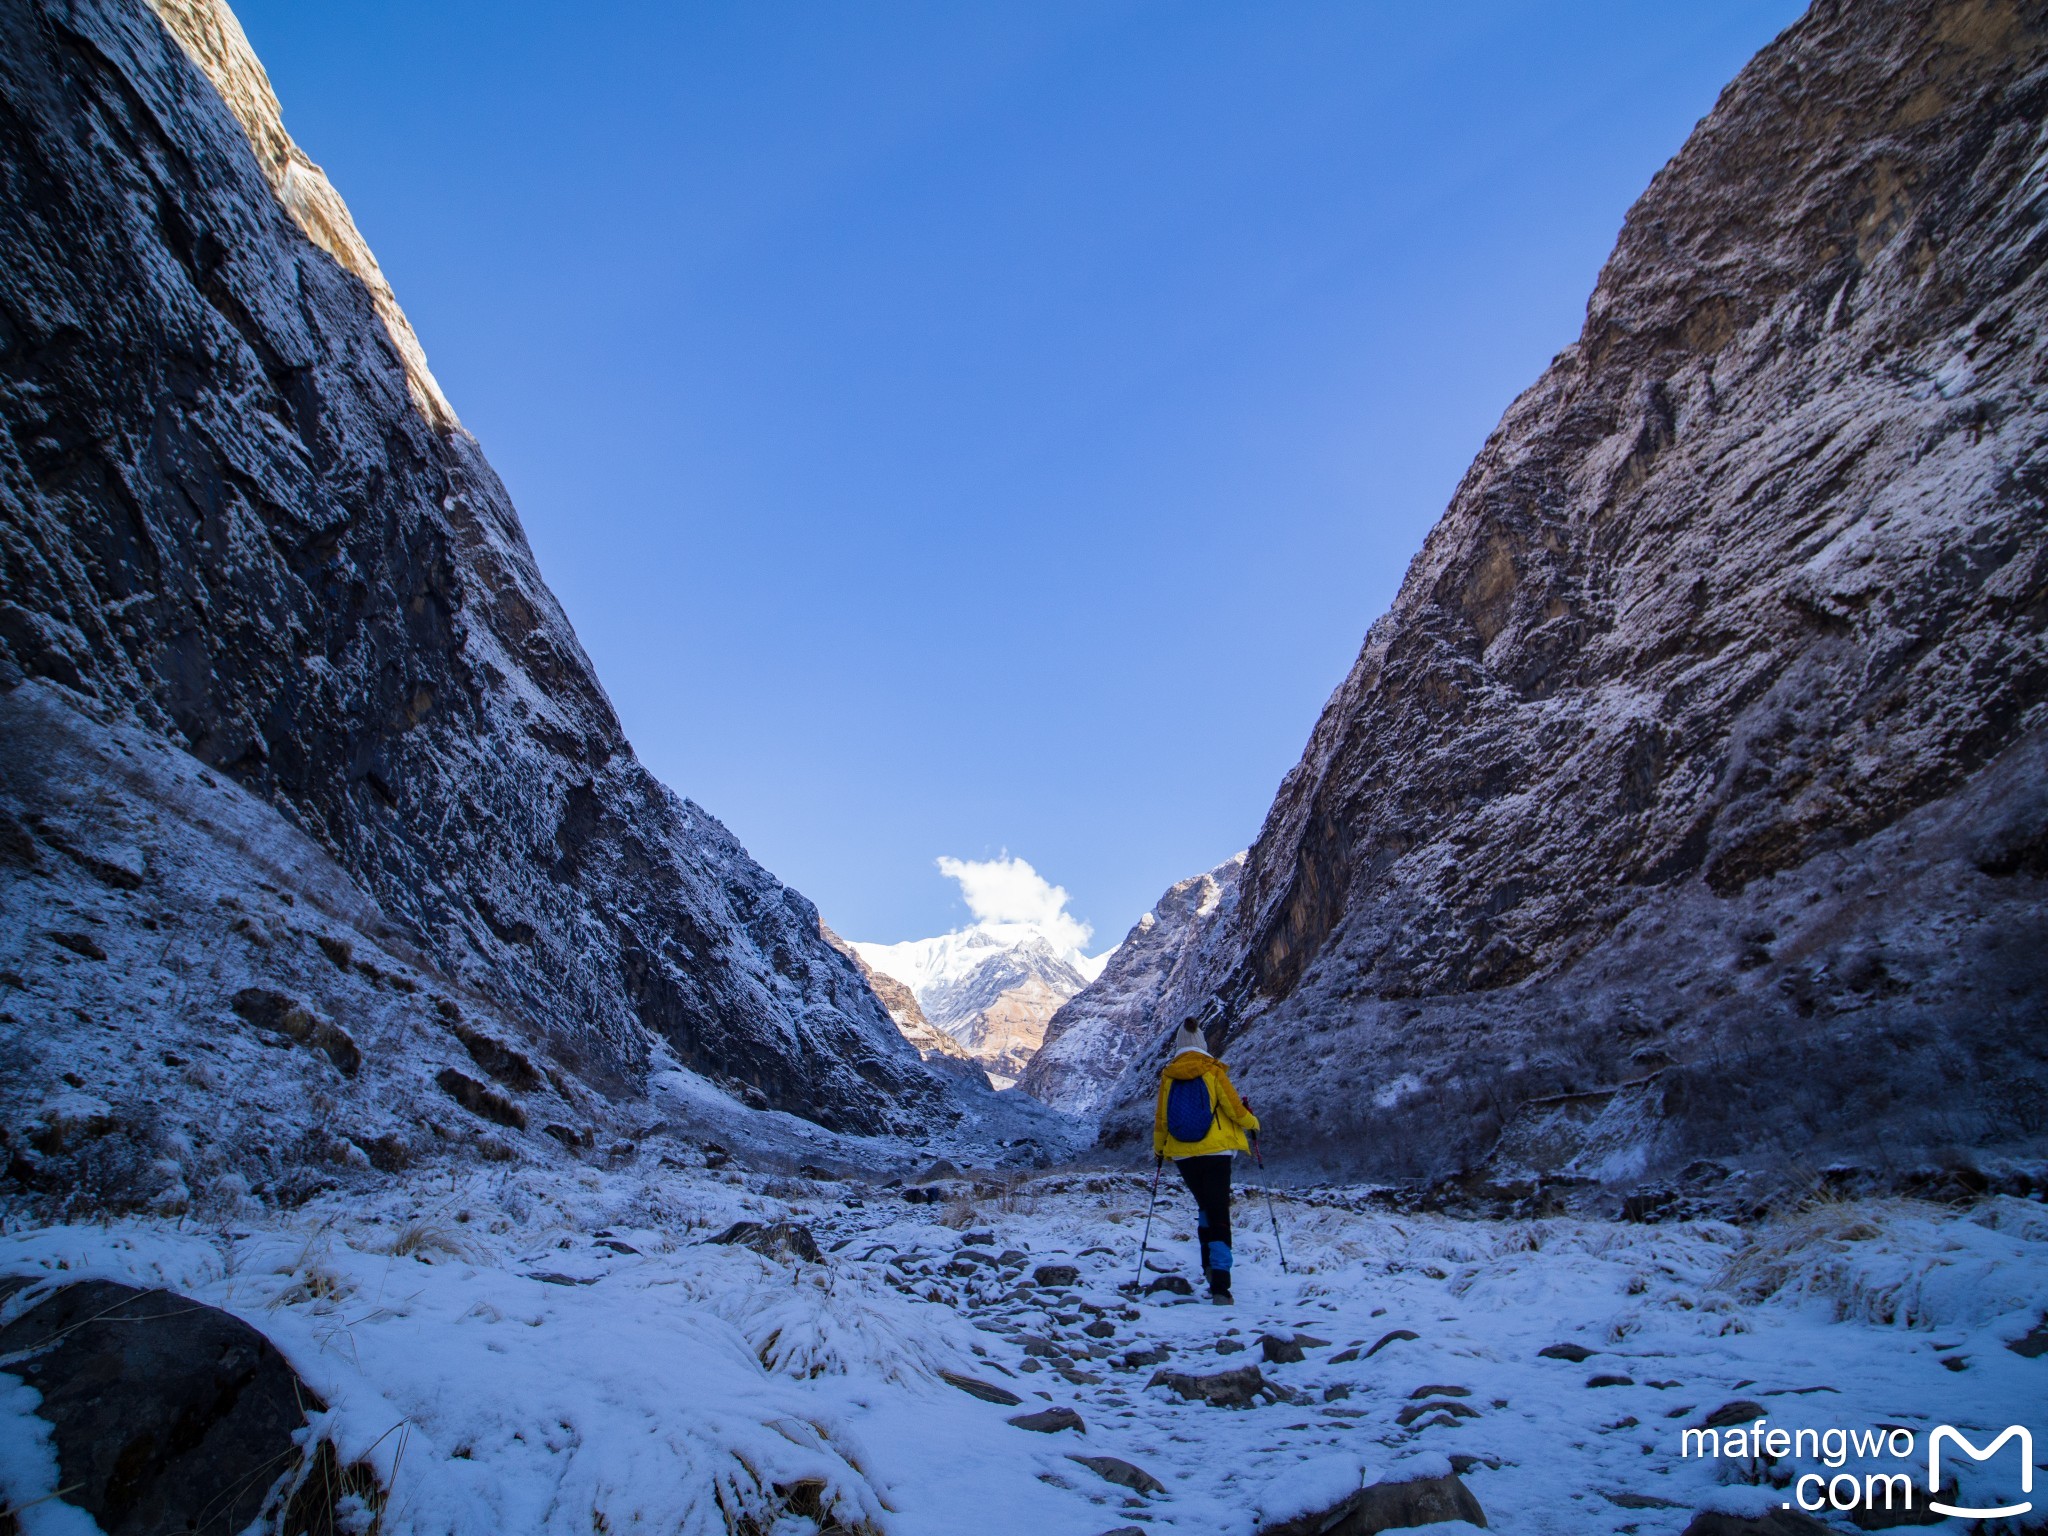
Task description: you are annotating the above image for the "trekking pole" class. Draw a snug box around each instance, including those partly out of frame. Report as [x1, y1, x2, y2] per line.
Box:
[1131, 1156, 1163, 1291]
[1252, 1137, 1289, 1275]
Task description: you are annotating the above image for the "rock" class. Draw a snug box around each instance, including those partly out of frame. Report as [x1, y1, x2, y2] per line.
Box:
[1145, 1274, 1194, 1296]
[1067, 1455, 1165, 1496]
[445, 1019, 544, 1093]
[939, 1371, 1023, 1407]
[1364, 1328, 1419, 1358]
[1008, 1406, 1085, 1434]
[1587, 1374, 1635, 1388]
[1084, 1319, 1116, 1338]
[1698, 1400, 1768, 1429]
[2008, 1315, 2048, 1357]
[961, 1231, 996, 1246]
[1120, 1345, 1170, 1368]
[1146, 1364, 1274, 1409]
[1034, 1264, 1080, 1288]
[1679, 1512, 1830, 1536]
[48, 930, 106, 961]
[1261, 1471, 1488, 1536]
[707, 1221, 822, 1264]
[1341, 1472, 1487, 1533]
[1260, 1333, 1306, 1364]
[232, 988, 362, 1078]
[1217, 1337, 1247, 1355]
[1538, 1342, 1595, 1362]
[1396, 1399, 1481, 1426]
[433, 1067, 525, 1129]
[1410, 1384, 1471, 1398]
[998, 1249, 1029, 1266]
[1327, 1346, 1361, 1364]
[1324, 1383, 1352, 1402]
[0, 1279, 368, 1536]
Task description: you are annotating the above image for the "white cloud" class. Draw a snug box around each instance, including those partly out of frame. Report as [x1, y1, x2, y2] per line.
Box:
[936, 854, 1093, 953]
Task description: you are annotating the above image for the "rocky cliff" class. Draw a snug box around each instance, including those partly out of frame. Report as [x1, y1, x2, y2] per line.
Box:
[1100, 0, 2048, 1188]
[1017, 855, 1242, 1117]
[0, 0, 940, 1165]
[820, 922, 986, 1076]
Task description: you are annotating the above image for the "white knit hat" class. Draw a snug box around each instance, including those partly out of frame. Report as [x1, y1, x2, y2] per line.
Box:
[1171, 1019, 1210, 1057]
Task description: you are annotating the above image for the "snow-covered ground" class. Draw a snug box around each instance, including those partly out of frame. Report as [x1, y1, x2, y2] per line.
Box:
[4, 1159, 2043, 1535]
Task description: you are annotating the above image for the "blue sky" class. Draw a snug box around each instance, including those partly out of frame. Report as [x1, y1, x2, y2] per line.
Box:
[236, 0, 1803, 949]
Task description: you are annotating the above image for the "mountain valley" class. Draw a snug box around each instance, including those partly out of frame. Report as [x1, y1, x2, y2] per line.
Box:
[0, 0, 2043, 1532]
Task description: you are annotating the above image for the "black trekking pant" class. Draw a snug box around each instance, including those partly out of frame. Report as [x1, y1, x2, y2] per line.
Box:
[1173, 1153, 1233, 1294]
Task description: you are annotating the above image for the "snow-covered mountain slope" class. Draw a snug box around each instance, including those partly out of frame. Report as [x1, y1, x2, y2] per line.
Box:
[1097, 0, 2048, 1186]
[1017, 855, 1244, 1117]
[0, 0, 943, 1143]
[855, 927, 1111, 1084]
[821, 922, 996, 1096]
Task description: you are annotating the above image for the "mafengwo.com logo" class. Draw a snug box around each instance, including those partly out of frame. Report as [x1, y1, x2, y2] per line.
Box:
[1680, 1414, 2035, 1519]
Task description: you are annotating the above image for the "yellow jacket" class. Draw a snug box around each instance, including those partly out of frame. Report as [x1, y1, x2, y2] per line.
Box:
[1153, 1051, 1260, 1158]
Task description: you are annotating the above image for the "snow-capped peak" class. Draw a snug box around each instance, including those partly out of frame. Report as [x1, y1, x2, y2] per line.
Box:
[849, 924, 1115, 1087]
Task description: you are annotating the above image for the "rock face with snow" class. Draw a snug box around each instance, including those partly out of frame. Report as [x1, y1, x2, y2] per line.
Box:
[0, 0, 940, 1153]
[1102, 0, 2048, 1183]
[820, 921, 988, 1087]
[1017, 854, 1243, 1117]
[854, 927, 1105, 1084]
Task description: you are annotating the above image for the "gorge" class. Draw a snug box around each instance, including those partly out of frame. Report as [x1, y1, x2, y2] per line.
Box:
[0, 1, 2043, 1532]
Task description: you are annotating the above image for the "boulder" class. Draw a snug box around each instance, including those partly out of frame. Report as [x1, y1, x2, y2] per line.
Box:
[1261, 1333, 1306, 1364]
[1364, 1328, 1419, 1358]
[1395, 1399, 1481, 1427]
[2005, 1313, 2048, 1357]
[1537, 1342, 1595, 1362]
[1257, 1471, 1488, 1536]
[1067, 1455, 1165, 1496]
[1034, 1264, 1081, 1288]
[1698, 1400, 1768, 1429]
[1008, 1406, 1085, 1434]
[1146, 1363, 1277, 1408]
[1145, 1274, 1194, 1296]
[939, 1371, 1023, 1406]
[0, 1279, 369, 1536]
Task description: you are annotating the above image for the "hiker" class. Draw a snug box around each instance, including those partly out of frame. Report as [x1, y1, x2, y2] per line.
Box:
[1152, 1017, 1259, 1303]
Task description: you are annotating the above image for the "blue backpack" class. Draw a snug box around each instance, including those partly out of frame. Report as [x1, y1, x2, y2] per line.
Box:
[1165, 1075, 1215, 1143]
